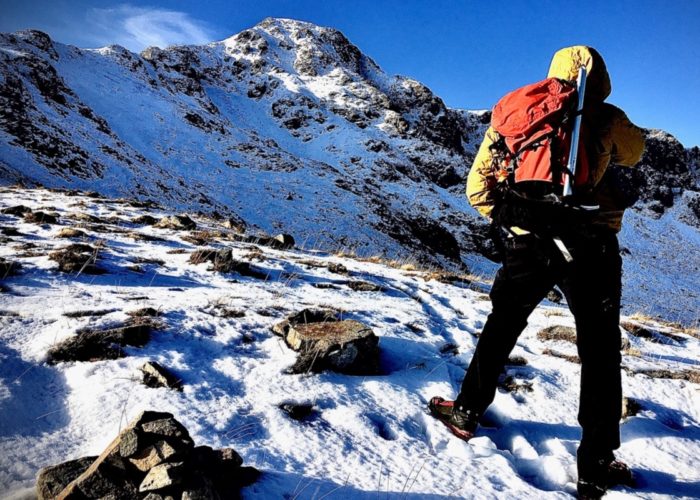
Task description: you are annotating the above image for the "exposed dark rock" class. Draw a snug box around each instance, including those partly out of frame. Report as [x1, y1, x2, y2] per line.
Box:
[140, 361, 183, 391]
[55, 227, 87, 239]
[46, 319, 156, 364]
[271, 308, 339, 337]
[498, 375, 533, 394]
[327, 262, 348, 275]
[188, 248, 265, 278]
[62, 309, 114, 318]
[36, 456, 97, 500]
[272, 233, 295, 249]
[0, 258, 21, 278]
[24, 210, 59, 224]
[546, 288, 564, 304]
[347, 280, 383, 292]
[1, 205, 32, 216]
[622, 397, 642, 418]
[133, 214, 159, 225]
[542, 348, 580, 364]
[537, 325, 576, 344]
[155, 215, 197, 231]
[278, 402, 315, 421]
[281, 319, 380, 374]
[128, 307, 161, 318]
[507, 355, 528, 366]
[48, 243, 105, 274]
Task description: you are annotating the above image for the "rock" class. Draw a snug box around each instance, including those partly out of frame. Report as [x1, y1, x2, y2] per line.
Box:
[132, 214, 159, 225]
[546, 288, 564, 303]
[188, 248, 265, 278]
[271, 308, 339, 337]
[24, 210, 59, 224]
[622, 397, 642, 418]
[140, 361, 183, 391]
[222, 218, 246, 233]
[36, 456, 96, 500]
[279, 402, 315, 421]
[1, 205, 32, 216]
[57, 454, 139, 499]
[56, 227, 87, 238]
[272, 233, 295, 249]
[118, 428, 141, 458]
[48, 410, 254, 498]
[127, 307, 160, 318]
[46, 321, 154, 364]
[536, 325, 576, 344]
[0, 258, 21, 278]
[48, 244, 105, 274]
[284, 319, 380, 374]
[139, 462, 184, 492]
[155, 215, 196, 230]
[347, 280, 383, 292]
[129, 441, 178, 471]
[507, 355, 528, 366]
[327, 262, 348, 275]
[141, 417, 193, 450]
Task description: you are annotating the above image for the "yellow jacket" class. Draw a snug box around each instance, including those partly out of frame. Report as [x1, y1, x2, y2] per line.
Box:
[466, 46, 645, 232]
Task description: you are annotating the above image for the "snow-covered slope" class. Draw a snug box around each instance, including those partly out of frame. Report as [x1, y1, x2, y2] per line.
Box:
[0, 19, 490, 269]
[1, 187, 699, 498]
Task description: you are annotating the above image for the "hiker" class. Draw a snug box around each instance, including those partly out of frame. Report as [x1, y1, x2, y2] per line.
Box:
[429, 46, 645, 498]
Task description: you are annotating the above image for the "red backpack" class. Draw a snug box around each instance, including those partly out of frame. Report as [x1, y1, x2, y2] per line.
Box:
[490, 77, 590, 189]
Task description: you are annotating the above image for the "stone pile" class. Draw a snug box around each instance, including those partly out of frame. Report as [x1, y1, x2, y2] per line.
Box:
[36, 411, 258, 499]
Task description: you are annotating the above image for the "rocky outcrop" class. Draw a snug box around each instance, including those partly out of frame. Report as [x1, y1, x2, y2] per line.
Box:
[46, 318, 158, 364]
[140, 361, 183, 391]
[36, 411, 257, 499]
[272, 309, 379, 374]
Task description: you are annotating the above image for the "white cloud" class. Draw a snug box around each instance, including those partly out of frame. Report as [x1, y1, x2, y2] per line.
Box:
[84, 4, 217, 51]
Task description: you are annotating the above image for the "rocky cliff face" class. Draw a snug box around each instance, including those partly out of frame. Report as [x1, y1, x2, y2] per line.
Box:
[0, 19, 491, 268]
[0, 18, 696, 268]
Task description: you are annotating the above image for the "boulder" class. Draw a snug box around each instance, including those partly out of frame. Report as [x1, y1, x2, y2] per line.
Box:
[276, 312, 379, 374]
[155, 215, 196, 230]
[271, 308, 339, 337]
[24, 210, 59, 224]
[36, 456, 96, 500]
[1, 205, 32, 216]
[140, 361, 183, 391]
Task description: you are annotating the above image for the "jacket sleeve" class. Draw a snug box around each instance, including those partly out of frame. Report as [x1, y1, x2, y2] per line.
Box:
[610, 108, 645, 167]
[466, 126, 499, 219]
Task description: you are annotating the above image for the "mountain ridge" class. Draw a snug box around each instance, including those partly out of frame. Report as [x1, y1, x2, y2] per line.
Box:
[0, 18, 697, 270]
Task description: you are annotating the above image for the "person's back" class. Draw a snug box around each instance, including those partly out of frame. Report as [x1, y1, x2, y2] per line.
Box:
[430, 46, 645, 499]
[467, 46, 644, 231]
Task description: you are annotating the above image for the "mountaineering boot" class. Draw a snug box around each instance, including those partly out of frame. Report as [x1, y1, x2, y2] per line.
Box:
[577, 458, 635, 499]
[428, 397, 479, 441]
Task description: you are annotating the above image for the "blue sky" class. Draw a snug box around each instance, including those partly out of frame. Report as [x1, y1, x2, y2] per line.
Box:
[2, 0, 699, 147]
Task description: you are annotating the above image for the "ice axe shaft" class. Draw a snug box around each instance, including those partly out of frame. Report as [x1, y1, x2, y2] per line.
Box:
[562, 66, 587, 197]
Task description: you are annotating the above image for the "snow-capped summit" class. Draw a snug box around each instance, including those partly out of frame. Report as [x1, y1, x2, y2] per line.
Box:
[0, 19, 489, 269]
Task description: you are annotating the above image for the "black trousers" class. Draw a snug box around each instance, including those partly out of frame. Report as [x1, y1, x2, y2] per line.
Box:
[455, 229, 623, 468]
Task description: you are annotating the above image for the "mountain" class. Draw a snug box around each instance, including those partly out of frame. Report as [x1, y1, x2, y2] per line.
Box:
[0, 17, 698, 293]
[0, 18, 492, 269]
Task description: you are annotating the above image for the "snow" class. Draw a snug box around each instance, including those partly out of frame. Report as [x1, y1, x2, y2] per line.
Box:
[1, 187, 698, 499]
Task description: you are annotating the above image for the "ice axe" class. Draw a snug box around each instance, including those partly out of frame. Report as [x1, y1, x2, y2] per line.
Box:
[562, 66, 587, 198]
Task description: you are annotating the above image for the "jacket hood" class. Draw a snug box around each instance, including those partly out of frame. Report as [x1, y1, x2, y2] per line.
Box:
[547, 46, 611, 102]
